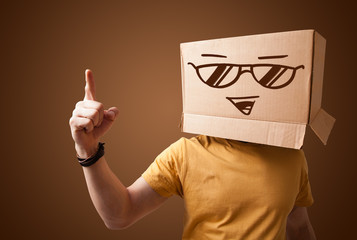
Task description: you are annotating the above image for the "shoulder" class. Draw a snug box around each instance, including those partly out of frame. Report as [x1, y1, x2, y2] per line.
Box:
[167, 135, 207, 151]
[157, 135, 215, 161]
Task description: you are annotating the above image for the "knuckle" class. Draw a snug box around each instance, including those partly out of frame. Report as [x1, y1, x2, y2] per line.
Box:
[83, 118, 91, 125]
[83, 118, 93, 130]
[92, 109, 100, 120]
[85, 108, 95, 119]
[75, 101, 83, 108]
[69, 117, 76, 126]
[97, 102, 104, 111]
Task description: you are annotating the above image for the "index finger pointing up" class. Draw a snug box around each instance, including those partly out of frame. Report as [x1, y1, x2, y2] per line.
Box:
[84, 69, 96, 101]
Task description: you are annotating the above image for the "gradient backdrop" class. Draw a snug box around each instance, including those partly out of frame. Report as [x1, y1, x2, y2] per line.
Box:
[1, 1, 356, 239]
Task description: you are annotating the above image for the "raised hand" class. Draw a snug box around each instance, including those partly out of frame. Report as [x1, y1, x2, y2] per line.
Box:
[69, 69, 119, 158]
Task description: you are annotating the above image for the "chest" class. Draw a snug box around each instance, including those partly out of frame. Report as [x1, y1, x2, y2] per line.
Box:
[181, 154, 301, 217]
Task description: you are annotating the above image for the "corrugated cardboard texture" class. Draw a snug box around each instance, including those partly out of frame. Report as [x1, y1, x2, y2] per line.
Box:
[180, 30, 334, 149]
[309, 31, 326, 122]
[310, 109, 336, 144]
[182, 113, 306, 149]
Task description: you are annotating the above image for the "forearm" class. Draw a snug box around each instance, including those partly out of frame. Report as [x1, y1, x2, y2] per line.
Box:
[82, 156, 131, 229]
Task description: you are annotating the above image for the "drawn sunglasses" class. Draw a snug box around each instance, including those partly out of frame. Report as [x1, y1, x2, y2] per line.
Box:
[187, 62, 305, 89]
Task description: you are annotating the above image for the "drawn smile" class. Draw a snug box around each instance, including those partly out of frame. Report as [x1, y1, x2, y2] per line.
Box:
[226, 96, 260, 115]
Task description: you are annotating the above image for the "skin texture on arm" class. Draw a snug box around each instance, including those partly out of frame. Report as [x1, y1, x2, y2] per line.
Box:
[286, 207, 316, 240]
[69, 70, 167, 229]
[83, 159, 167, 229]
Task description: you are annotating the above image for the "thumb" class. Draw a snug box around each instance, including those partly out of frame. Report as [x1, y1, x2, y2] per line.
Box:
[93, 107, 119, 138]
[84, 69, 96, 101]
[104, 107, 119, 121]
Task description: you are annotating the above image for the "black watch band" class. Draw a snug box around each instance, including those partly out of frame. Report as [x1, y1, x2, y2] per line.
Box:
[77, 142, 105, 167]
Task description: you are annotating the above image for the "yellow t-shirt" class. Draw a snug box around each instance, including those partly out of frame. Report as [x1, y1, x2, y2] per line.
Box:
[142, 135, 313, 240]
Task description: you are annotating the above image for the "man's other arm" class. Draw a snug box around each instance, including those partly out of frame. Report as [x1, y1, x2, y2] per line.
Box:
[286, 206, 316, 240]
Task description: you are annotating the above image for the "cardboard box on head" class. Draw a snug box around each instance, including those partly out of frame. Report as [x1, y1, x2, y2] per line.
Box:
[180, 30, 335, 149]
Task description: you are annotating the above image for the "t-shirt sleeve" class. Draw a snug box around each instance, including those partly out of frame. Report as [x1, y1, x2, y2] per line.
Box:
[294, 151, 314, 207]
[142, 138, 185, 198]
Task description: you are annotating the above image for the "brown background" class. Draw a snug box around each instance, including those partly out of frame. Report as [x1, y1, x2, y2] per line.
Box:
[1, 1, 356, 239]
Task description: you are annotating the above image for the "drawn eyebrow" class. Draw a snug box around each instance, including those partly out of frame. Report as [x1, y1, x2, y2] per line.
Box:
[258, 55, 288, 60]
[201, 54, 227, 58]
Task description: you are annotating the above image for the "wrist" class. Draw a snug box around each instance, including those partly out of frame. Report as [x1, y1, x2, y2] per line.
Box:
[75, 143, 99, 159]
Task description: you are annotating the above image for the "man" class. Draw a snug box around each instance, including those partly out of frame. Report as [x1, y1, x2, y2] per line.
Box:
[69, 69, 316, 239]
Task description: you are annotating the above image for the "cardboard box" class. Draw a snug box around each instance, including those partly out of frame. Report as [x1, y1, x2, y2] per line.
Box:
[180, 30, 335, 149]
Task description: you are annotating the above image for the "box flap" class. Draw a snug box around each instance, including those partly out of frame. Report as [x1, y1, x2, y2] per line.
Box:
[309, 108, 336, 145]
[182, 113, 306, 149]
[309, 31, 326, 121]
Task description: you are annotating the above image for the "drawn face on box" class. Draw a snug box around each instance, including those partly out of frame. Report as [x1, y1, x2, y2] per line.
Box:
[182, 33, 313, 123]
